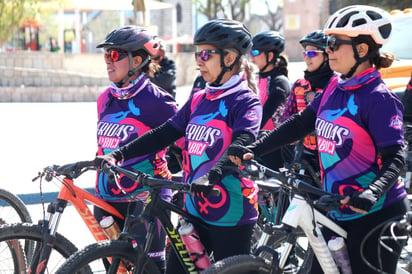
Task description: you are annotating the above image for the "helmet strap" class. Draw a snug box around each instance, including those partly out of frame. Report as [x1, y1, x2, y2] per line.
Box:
[342, 43, 376, 79]
[115, 52, 149, 87]
[210, 51, 240, 86]
[260, 51, 278, 72]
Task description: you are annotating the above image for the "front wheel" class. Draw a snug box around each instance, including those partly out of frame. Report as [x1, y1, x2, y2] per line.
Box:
[56, 240, 161, 274]
[0, 223, 84, 273]
[202, 255, 271, 274]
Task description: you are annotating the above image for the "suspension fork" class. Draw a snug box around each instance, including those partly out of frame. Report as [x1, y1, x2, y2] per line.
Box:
[29, 200, 67, 274]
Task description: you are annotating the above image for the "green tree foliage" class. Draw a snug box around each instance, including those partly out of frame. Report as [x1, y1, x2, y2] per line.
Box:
[0, 0, 28, 47]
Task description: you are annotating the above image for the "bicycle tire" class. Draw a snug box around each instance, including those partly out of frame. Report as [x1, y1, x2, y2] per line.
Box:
[0, 189, 33, 273]
[0, 223, 90, 273]
[202, 255, 271, 274]
[0, 188, 32, 224]
[0, 239, 27, 273]
[56, 240, 161, 274]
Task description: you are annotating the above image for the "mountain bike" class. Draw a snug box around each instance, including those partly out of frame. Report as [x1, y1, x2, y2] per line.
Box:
[0, 188, 33, 272]
[55, 162, 220, 274]
[0, 160, 126, 274]
[203, 160, 409, 274]
[361, 209, 412, 273]
[257, 139, 321, 227]
[251, 139, 321, 255]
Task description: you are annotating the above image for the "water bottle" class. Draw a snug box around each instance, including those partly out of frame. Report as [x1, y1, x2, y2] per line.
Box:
[328, 236, 352, 274]
[100, 216, 121, 240]
[178, 219, 211, 270]
[100, 216, 128, 273]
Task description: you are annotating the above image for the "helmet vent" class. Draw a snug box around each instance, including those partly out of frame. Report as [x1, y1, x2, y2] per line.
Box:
[379, 24, 392, 39]
[366, 10, 383, 20]
[337, 11, 358, 27]
[353, 18, 367, 27]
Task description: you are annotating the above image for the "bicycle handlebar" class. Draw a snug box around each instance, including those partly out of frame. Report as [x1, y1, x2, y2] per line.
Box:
[32, 160, 97, 182]
[242, 159, 344, 211]
[105, 163, 220, 196]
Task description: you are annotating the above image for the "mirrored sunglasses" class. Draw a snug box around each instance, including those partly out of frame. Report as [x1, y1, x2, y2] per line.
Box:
[250, 49, 261, 57]
[194, 49, 220, 62]
[326, 36, 352, 52]
[303, 50, 324, 58]
[104, 49, 129, 62]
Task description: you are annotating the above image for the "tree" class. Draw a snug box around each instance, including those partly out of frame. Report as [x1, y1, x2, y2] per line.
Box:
[258, 0, 282, 30]
[0, 0, 57, 49]
[0, 0, 28, 47]
[194, 0, 251, 21]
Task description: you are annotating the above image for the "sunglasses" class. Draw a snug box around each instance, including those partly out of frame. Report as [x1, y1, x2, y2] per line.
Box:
[104, 49, 129, 62]
[326, 36, 352, 52]
[194, 49, 221, 62]
[303, 50, 324, 58]
[250, 49, 261, 57]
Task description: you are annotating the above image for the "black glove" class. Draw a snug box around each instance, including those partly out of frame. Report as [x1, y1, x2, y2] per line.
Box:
[191, 174, 220, 198]
[94, 150, 124, 169]
[227, 144, 254, 162]
[208, 169, 222, 185]
[349, 189, 378, 212]
[315, 194, 343, 212]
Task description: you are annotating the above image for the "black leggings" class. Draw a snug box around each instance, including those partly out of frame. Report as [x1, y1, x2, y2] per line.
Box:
[311, 197, 410, 274]
[166, 220, 255, 273]
[94, 201, 167, 271]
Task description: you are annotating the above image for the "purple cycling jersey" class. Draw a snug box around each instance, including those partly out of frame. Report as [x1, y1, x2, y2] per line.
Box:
[96, 75, 177, 201]
[169, 78, 262, 226]
[309, 68, 406, 220]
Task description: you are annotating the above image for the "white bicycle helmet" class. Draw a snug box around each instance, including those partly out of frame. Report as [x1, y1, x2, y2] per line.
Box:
[324, 5, 392, 45]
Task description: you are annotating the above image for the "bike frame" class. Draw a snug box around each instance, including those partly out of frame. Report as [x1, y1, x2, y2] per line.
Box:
[279, 194, 346, 273]
[32, 175, 124, 274]
[139, 187, 208, 274]
[258, 193, 409, 274]
[244, 159, 408, 274]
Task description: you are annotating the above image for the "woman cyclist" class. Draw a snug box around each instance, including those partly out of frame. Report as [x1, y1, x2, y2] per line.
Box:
[94, 25, 177, 272]
[228, 5, 409, 273]
[96, 19, 262, 273]
[250, 30, 290, 171]
[282, 30, 337, 185]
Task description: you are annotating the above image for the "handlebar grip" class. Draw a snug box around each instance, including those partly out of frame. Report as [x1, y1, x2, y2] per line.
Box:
[208, 188, 221, 197]
[105, 164, 140, 181]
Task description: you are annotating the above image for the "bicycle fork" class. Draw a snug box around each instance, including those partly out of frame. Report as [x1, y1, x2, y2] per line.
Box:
[29, 201, 66, 274]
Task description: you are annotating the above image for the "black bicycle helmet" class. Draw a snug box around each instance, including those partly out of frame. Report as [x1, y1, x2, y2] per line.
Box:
[97, 26, 160, 87]
[252, 31, 285, 53]
[96, 26, 159, 56]
[300, 30, 327, 49]
[193, 19, 252, 55]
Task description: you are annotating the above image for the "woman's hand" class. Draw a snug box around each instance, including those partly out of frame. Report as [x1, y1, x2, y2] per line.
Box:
[227, 144, 255, 166]
[94, 150, 124, 168]
[340, 189, 378, 214]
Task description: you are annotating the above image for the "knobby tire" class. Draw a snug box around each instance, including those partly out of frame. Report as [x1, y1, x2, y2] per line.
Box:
[56, 240, 160, 274]
[0, 223, 90, 273]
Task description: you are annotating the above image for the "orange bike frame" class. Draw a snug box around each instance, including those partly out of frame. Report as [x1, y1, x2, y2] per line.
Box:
[57, 177, 124, 242]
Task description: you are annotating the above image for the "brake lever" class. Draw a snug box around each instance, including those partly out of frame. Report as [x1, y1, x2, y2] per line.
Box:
[241, 160, 264, 179]
[314, 194, 345, 212]
[190, 174, 220, 197]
